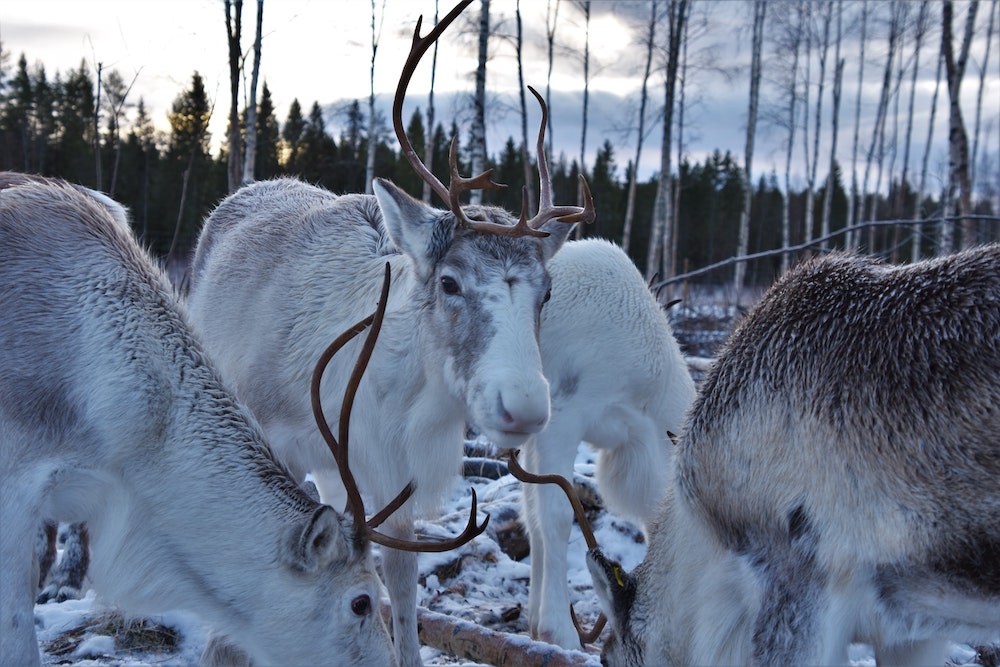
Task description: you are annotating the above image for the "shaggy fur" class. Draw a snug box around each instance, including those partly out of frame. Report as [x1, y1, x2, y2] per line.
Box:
[0, 174, 395, 667]
[590, 246, 1000, 666]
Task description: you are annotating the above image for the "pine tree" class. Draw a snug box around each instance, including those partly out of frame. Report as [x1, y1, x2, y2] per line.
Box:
[282, 98, 305, 174]
[254, 82, 281, 179]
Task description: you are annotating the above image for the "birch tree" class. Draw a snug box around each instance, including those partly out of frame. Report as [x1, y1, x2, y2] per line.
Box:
[515, 0, 535, 215]
[544, 0, 561, 163]
[845, 0, 868, 249]
[646, 0, 689, 282]
[895, 0, 930, 255]
[423, 0, 440, 204]
[575, 0, 592, 238]
[940, 0, 979, 251]
[820, 0, 844, 249]
[225, 0, 243, 193]
[733, 0, 766, 303]
[860, 1, 903, 250]
[622, 1, 659, 254]
[779, 1, 805, 273]
[804, 0, 833, 248]
[969, 0, 997, 197]
[912, 49, 944, 260]
[364, 0, 386, 195]
[242, 0, 264, 185]
[469, 0, 490, 205]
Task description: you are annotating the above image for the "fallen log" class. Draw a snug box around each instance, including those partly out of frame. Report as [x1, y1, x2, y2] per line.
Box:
[410, 606, 601, 666]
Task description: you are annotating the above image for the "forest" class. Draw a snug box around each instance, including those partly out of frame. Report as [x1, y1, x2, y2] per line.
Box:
[0, 0, 997, 294]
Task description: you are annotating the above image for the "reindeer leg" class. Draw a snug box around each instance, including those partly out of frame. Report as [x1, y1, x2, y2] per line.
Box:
[37, 522, 89, 603]
[35, 521, 57, 596]
[380, 515, 422, 667]
[1, 480, 42, 666]
[522, 430, 582, 649]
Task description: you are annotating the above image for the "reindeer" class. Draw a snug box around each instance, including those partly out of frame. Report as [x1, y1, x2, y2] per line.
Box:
[183, 3, 593, 664]
[0, 173, 402, 666]
[586, 246, 1000, 666]
[515, 238, 696, 648]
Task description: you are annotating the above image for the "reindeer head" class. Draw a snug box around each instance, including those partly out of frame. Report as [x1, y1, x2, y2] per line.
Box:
[373, 0, 595, 450]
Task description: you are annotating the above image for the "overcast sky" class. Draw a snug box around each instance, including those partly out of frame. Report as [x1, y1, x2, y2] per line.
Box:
[2, 0, 997, 189]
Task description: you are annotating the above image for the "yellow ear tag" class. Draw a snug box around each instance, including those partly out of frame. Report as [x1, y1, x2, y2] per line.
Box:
[614, 565, 625, 588]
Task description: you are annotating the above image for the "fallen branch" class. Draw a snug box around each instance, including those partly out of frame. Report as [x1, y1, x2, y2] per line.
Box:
[412, 606, 601, 667]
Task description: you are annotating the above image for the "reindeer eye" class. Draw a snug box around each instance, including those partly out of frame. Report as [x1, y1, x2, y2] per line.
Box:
[440, 276, 461, 295]
[543, 288, 552, 304]
[350, 594, 371, 616]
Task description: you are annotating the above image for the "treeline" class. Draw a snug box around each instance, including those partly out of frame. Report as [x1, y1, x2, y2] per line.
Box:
[0, 52, 994, 284]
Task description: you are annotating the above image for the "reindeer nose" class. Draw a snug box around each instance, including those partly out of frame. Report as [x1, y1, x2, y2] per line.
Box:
[499, 391, 549, 434]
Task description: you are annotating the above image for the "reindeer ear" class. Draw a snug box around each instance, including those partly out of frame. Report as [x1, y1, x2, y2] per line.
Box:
[587, 548, 636, 628]
[284, 506, 351, 574]
[536, 219, 576, 262]
[373, 178, 452, 281]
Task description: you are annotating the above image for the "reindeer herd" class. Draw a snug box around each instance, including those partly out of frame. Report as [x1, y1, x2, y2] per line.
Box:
[2, 3, 997, 666]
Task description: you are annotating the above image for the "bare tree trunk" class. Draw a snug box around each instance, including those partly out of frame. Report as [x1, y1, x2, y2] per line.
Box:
[575, 0, 591, 238]
[805, 0, 833, 249]
[545, 0, 561, 164]
[941, 0, 979, 251]
[469, 0, 490, 205]
[365, 0, 386, 195]
[899, 1, 930, 228]
[800, 0, 814, 247]
[242, 0, 264, 186]
[781, 2, 804, 273]
[820, 0, 844, 250]
[95, 62, 102, 190]
[845, 0, 868, 249]
[670, 1, 692, 283]
[883, 2, 908, 259]
[423, 0, 440, 204]
[646, 0, 688, 283]
[515, 0, 536, 215]
[622, 0, 658, 254]
[912, 48, 944, 260]
[821, 57, 844, 250]
[860, 1, 902, 251]
[734, 0, 766, 305]
[225, 0, 244, 194]
[969, 0, 997, 199]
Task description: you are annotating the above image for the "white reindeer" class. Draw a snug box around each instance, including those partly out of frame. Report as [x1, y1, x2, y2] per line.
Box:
[0, 173, 398, 667]
[183, 5, 593, 665]
[587, 246, 1000, 666]
[517, 238, 695, 648]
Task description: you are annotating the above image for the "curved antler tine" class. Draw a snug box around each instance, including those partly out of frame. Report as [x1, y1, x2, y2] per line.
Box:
[507, 452, 607, 644]
[369, 487, 490, 552]
[367, 481, 416, 529]
[524, 84, 596, 230]
[506, 452, 597, 548]
[447, 135, 508, 230]
[334, 263, 391, 529]
[527, 85, 552, 212]
[394, 1, 474, 205]
[572, 606, 608, 645]
[311, 314, 374, 469]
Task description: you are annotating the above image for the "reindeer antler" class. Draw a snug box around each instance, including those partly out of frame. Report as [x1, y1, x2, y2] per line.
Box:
[523, 86, 596, 232]
[311, 263, 489, 552]
[393, 2, 590, 240]
[507, 452, 608, 645]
